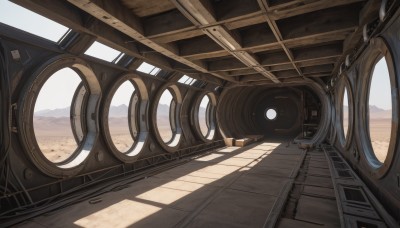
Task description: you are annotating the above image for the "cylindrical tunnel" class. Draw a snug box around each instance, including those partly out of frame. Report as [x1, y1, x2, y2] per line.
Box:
[217, 85, 325, 143]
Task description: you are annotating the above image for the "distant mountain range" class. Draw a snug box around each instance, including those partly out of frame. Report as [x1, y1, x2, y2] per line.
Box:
[36, 105, 388, 119]
[369, 105, 389, 113]
[344, 105, 392, 119]
[35, 107, 71, 118]
[35, 104, 206, 118]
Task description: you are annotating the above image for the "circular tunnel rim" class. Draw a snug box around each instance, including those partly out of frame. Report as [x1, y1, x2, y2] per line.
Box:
[357, 37, 398, 178]
[101, 73, 150, 163]
[151, 83, 183, 152]
[18, 55, 101, 177]
[191, 91, 217, 142]
[335, 74, 354, 150]
[217, 82, 330, 146]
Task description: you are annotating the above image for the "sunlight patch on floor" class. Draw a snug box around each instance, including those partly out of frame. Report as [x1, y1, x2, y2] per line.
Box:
[69, 142, 285, 228]
[195, 153, 224, 161]
[74, 199, 162, 227]
[136, 187, 193, 205]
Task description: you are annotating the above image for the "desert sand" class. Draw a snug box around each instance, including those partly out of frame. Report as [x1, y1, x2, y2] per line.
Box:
[34, 116, 78, 163]
[33, 116, 186, 163]
[343, 116, 391, 162]
[108, 117, 135, 153]
[369, 118, 392, 163]
[33, 104, 210, 162]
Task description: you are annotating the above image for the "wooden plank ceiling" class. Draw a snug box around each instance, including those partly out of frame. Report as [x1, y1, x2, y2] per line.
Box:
[26, 0, 378, 86]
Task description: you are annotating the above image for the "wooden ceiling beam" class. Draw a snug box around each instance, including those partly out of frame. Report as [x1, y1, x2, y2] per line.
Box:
[258, 0, 304, 78]
[208, 57, 248, 72]
[66, 0, 236, 83]
[293, 43, 343, 61]
[146, 0, 363, 44]
[275, 70, 300, 79]
[267, 0, 365, 20]
[276, 3, 360, 40]
[182, 27, 353, 61]
[208, 52, 340, 73]
[296, 57, 339, 67]
[301, 64, 334, 74]
[239, 74, 271, 82]
[284, 28, 355, 49]
[142, 9, 195, 37]
[172, 0, 280, 83]
[148, 12, 267, 43]
[213, 58, 337, 76]
[304, 73, 332, 78]
[219, 68, 258, 77]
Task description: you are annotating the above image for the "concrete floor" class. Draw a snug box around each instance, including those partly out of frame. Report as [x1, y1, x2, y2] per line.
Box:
[16, 141, 340, 228]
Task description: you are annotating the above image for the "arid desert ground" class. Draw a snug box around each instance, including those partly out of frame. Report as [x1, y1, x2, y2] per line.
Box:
[343, 105, 392, 162]
[33, 115, 182, 163]
[33, 104, 206, 163]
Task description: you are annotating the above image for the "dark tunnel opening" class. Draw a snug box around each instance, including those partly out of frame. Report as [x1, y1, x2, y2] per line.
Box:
[217, 86, 321, 141]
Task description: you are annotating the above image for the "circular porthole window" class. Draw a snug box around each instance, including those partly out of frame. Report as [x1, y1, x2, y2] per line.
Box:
[33, 68, 82, 163]
[265, 108, 277, 120]
[342, 87, 349, 139]
[336, 76, 353, 149]
[152, 84, 182, 152]
[359, 38, 398, 176]
[199, 95, 210, 136]
[19, 56, 101, 177]
[108, 81, 136, 152]
[102, 74, 149, 162]
[157, 89, 174, 143]
[328, 97, 337, 144]
[193, 92, 217, 141]
[368, 57, 392, 164]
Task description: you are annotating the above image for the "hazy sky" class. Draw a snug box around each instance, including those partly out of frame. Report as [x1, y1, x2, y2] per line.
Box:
[369, 57, 392, 110]
[85, 41, 121, 62]
[159, 89, 173, 106]
[342, 57, 392, 110]
[110, 81, 135, 107]
[1, 0, 393, 112]
[0, 0, 68, 42]
[343, 87, 349, 108]
[200, 95, 209, 108]
[34, 68, 81, 111]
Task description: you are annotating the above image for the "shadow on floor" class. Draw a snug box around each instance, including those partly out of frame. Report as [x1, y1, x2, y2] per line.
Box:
[17, 140, 329, 228]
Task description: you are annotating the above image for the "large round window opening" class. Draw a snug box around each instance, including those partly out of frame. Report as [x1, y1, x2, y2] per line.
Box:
[33, 68, 82, 163]
[157, 89, 174, 143]
[102, 74, 149, 161]
[196, 93, 216, 140]
[20, 57, 101, 177]
[108, 81, 136, 153]
[154, 85, 182, 150]
[266, 108, 277, 120]
[199, 95, 210, 136]
[368, 57, 392, 164]
[342, 87, 349, 139]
